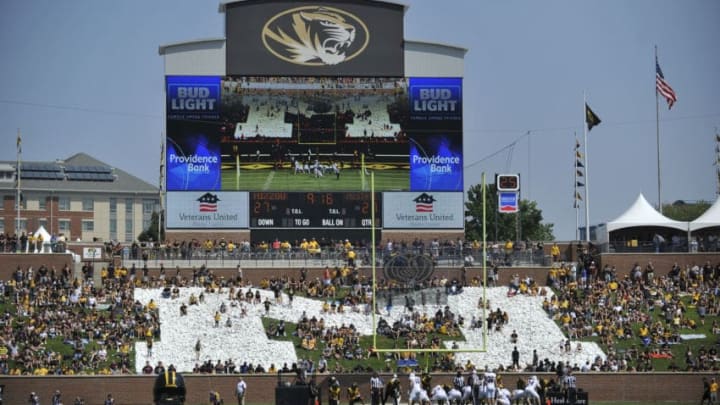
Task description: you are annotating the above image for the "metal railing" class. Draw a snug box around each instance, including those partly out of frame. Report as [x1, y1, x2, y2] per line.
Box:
[119, 244, 550, 268]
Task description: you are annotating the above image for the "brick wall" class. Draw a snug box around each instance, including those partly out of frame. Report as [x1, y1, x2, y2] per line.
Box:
[0, 372, 709, 404]
[3, 252, 718, 288]
[0, 253, 75, 278]
[1, 195, 92, 237]
[599, 252, 720, 274]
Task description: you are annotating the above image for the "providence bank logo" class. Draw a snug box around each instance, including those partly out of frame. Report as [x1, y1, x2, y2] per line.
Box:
[262, 6, 369, 66]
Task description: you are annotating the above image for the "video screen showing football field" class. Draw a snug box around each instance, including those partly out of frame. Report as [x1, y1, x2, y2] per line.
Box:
[219, 76, 410, 191]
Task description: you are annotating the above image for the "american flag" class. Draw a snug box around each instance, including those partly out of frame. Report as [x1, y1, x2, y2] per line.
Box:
[414, 193, 436, 212]
[656, 58, 677, 109]
[197, 193, 220, 212]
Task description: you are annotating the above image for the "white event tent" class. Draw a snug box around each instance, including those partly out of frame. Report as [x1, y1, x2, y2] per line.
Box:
[597, 193, 689, 250]
[689, 197, 720, 232]
[606, 193, 689, 232]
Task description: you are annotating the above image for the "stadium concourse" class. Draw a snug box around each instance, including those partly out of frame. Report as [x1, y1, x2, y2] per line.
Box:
[132, 285, 606, 373]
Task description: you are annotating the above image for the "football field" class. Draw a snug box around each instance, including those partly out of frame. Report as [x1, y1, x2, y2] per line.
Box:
[221, 164, 408, 191]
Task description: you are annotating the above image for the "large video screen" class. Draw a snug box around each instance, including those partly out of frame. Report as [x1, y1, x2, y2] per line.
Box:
[165, 76, 462, 193]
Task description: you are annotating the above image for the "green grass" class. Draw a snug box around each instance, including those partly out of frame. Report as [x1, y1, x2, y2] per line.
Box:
[221, 168, 408, 191]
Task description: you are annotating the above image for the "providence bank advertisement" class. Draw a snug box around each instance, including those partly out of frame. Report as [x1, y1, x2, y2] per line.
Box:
[165, 76, 222, 191]
[407, 77, 463, 191]
[383, 192, 464, 229]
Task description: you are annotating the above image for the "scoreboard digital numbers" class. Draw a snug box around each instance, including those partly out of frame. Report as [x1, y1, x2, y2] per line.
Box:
[250, 192, 381, 228]
[496, 174, 520, 191]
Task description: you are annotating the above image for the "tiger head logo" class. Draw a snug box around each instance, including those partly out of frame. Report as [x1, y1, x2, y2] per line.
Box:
[262, 6, 369, 66]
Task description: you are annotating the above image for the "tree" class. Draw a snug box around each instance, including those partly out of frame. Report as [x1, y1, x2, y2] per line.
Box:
[662, 200, 711, 222]
[138, 211, 164, 242]
[465, 183, 554, 242]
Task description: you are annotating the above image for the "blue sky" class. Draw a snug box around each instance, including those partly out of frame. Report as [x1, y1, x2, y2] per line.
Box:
[1, 0, 718, 240]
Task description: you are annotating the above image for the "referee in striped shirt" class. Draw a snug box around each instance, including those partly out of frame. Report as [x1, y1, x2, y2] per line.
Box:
[562, 369, 577, 405]
[370, 372, 384, 405]
[453, 371, 465, 391]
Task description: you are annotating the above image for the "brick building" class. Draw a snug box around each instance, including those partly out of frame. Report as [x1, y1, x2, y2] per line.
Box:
[0, 153, 158, 244]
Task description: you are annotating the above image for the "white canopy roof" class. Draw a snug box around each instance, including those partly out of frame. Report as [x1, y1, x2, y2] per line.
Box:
[690, 197, 720, 232]
[607, 193, 688, 232]
[33, 225, 51, 242]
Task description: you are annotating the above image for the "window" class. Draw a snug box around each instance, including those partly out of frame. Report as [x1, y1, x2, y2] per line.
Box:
[142, 218, 151, 231]
[143, 199, 156, 214]
[109, 218, 117, 241]
[82, 198, 94, 211]
[125, 219, 133, 242]
[0, 218, 4, 233]
[58, 219, 70, 234]
[59, 196, 71, 211]
[125, 198, 134, 214]
[82, 220, 94, 232]
[38, 197, 46, 211]
[109, 198, 117, 214]
[18, 219, 27, 233]
[38, 219, 47, 230]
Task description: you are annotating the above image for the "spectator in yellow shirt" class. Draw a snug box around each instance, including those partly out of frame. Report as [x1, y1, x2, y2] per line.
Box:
[550, 243, 561, 262]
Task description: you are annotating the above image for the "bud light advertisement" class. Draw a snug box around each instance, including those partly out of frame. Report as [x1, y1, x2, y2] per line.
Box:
[166, 76, 221, 120]
[408, 77, 462, 131]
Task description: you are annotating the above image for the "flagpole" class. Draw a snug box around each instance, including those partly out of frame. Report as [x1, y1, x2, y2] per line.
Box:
[655, 45, 663, 213]
[16, 128, 22, 253]
[583, 93, 590, 243]
[574, 133, 579, 241]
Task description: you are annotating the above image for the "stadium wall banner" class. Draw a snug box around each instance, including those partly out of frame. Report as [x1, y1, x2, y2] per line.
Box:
[225, 1, 404, 76]
[382, 192, 464, 229]
[166, 191, 249, 229]
[82, 247, 102, 260]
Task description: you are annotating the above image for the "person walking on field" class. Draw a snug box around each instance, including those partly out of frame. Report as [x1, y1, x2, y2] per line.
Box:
[236, 377, 247, 405]
[710, 378, 719, 405]
[701, 377, 711, 405]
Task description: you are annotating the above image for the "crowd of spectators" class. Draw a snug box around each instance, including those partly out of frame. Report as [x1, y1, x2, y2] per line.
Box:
[0, 234, 559, 377]
[4, 233, 720, 377]
[0, 263, 159, 375]
[0, 232, 68, 254]
[543, 258, 720, 372]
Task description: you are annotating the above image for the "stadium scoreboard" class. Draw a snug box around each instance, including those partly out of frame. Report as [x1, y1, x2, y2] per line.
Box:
[250, 192, 381, 228]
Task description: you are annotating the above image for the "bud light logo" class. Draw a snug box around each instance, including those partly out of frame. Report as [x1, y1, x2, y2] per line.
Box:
[166, 76, 221, 119]
[409, 77, 462, 121]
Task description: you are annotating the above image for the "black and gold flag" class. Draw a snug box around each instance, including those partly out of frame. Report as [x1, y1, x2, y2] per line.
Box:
[585, 103, 601, 131]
